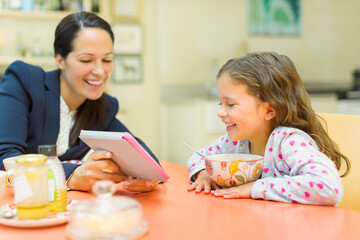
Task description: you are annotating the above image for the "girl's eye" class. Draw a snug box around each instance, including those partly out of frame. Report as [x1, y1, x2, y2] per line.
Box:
[219, 102, 234, 107]
[103, 59, 113, 63]
[80, 60, 91, 63]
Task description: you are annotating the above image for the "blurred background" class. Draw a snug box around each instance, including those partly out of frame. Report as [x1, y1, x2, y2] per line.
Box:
[0, 0, 359, 165]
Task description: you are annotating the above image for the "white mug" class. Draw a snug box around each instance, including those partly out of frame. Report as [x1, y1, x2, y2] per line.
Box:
[3, 157, 17, 187]
[0, 171, 7, 198]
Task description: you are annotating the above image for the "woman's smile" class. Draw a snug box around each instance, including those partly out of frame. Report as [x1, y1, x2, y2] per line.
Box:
[57, 27, 114, 110]
[85, 79, 104, 87]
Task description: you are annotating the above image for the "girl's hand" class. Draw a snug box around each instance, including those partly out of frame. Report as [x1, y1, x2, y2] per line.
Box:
[67, 150, 128, 191]
[187, 170, 220, 194]
[211, 181, 256, 199]
[122, 178, 159, 192]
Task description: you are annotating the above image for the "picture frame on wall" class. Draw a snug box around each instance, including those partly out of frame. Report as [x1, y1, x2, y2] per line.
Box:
[248, 0, 301, 36]
[112, 0, 142, 22]
[113, 24, 143, 54]
[113, 55, 142, 84]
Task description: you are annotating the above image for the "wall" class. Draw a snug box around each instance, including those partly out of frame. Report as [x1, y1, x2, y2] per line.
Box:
[155, 0, 360, 85]
[152, 0, 360, 164]
[110, 0, 360, 163]
[106, 0, 161, 157]
[1, 0, 359, 163]
[0, 18, 55, 57]
[156, 0, 245, 85]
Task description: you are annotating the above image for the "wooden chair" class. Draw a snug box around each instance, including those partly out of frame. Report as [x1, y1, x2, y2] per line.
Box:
[317, 113, 360, 211]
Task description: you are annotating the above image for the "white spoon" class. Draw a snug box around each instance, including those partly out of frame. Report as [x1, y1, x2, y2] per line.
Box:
[183, 141, 207, 158]
[0, 208, 16, 219]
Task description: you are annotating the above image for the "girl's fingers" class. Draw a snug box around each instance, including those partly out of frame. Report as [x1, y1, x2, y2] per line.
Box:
[223, 192, 241, 199]
[188, 181, 219, 193]
[211, 185, 251, 199]
[195, 183, 204, 193]
[187, 182, 203, 192]
[203, 184, 212, 194]
[211, 183, 221, 190]
[187, 183, 197, 191]
[211, 189, 230, 197]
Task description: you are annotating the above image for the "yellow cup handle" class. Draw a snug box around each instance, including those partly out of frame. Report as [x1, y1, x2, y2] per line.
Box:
[5, 170, 14, 188]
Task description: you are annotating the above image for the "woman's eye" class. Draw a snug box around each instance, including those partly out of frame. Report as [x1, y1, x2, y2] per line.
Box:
[103, 59, 113, 63]
[80, 60, 91, 63]
[228, 104, 234, 107]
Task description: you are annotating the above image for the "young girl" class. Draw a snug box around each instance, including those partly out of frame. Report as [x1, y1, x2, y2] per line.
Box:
[187, 52, 350, 205]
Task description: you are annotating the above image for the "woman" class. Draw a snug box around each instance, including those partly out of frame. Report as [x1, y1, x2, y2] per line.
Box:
[0, 11, 159, 192]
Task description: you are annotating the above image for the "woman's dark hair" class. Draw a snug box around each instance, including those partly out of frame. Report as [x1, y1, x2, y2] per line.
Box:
[54, 11, 114, 147]
[54, 11, 114, 58]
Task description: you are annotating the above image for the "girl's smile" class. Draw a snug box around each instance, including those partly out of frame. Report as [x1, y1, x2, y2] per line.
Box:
[224, 122, 237, 132]
[217, 72, 275, 155]
[217, 72, 265, 141]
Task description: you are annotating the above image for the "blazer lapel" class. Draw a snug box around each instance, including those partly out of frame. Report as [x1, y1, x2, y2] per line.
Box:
[59, 141, 88, 161]
[42, 69, 61, 145]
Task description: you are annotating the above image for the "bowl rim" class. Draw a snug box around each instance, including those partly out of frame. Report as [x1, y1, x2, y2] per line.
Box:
[205, 153, 264, 162]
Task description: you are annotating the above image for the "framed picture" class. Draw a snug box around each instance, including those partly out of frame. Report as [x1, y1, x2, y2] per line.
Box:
[112, 0, 142, 22]
[113, 24, 143, 54]
[113, 55, 142, 83]
[248, 0, 301, 36]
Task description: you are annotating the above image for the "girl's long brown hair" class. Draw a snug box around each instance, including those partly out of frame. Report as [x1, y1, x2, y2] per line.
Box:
[217, 52, 350, 177]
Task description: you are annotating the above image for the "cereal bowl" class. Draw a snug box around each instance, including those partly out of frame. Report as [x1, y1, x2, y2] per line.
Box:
[205, 154, 264, 187]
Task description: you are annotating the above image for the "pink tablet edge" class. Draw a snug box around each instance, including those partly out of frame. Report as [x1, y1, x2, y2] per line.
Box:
[122, 132, 169, 180]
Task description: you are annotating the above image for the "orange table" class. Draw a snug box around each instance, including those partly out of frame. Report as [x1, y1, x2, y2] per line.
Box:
[0, 161, 359, 240]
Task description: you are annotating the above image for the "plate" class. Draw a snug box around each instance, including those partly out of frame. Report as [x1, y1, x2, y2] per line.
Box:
[0, 200, 78, 228]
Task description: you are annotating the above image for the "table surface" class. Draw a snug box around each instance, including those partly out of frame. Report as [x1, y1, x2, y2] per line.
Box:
[0, 161, 359, 240]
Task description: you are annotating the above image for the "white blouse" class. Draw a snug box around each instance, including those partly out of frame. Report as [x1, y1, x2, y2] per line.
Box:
[56, 96, 76, 156]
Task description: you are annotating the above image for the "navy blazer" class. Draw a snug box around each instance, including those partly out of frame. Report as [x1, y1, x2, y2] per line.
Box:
[0, 61, 158, 179]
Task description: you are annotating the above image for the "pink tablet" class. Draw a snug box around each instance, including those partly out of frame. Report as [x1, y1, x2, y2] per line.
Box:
[79, 130, 169, 182]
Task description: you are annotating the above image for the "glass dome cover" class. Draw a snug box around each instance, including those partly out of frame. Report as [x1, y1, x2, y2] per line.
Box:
[66, 180, 148, 240]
